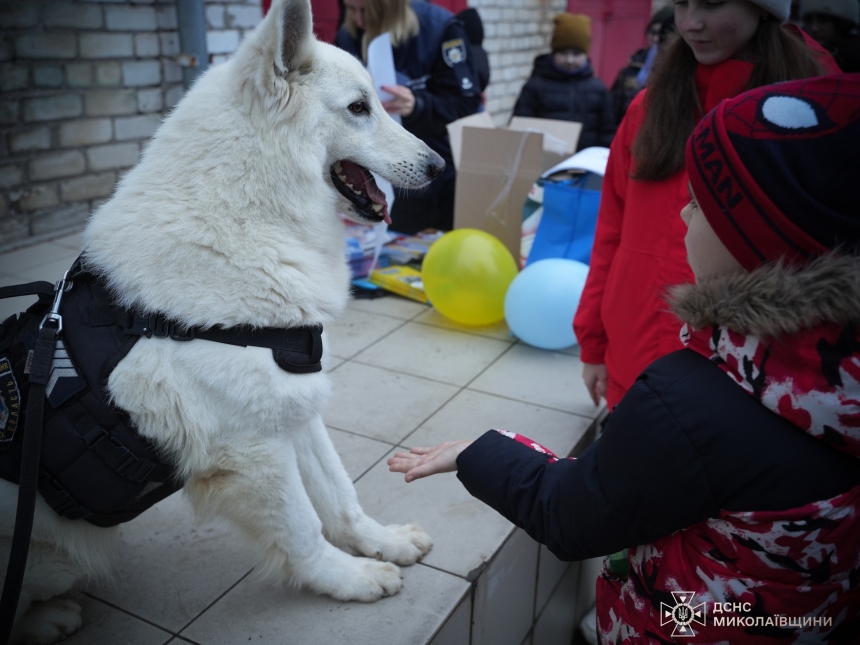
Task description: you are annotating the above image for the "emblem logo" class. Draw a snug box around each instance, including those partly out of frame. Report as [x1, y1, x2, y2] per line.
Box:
[660, 591, 707, 638]
[442, 38, 467, 67]
[0, 358, 21, 442]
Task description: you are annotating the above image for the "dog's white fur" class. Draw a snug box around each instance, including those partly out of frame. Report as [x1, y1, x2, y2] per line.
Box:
[2, 1, 441, 641]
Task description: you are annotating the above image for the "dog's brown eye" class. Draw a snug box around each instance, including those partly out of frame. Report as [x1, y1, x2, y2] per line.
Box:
[348, 101, 366, 115]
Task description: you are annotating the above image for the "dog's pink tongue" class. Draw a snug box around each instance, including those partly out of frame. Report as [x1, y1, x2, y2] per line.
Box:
[341, 160, 390, 223]
[365, 177, 391, 224]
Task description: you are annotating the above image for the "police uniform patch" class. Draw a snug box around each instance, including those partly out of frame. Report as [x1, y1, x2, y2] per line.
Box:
[0, 358, 21, 442]
[442, 38, 467, 67]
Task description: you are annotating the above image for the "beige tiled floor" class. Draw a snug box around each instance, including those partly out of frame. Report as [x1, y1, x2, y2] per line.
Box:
[0, 232, 601, 645]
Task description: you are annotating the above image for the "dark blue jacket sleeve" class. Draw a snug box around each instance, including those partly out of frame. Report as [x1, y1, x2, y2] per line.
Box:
[512, 79, 540, 118]
[456, 380, 719, 561]
[455, 350, 860, 562]
[402, 19, 481, 140]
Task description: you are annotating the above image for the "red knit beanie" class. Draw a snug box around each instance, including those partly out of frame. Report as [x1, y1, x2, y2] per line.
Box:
[686, 73, 860, 270]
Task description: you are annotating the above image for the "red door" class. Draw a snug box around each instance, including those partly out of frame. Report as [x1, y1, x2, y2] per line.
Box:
[310, 0, 341, 43]
[429, 0, 467, 12]
[567, 0, 653, 86]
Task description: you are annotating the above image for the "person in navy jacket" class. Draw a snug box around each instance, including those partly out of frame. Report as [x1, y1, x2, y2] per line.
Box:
[336, 0, 481, 234]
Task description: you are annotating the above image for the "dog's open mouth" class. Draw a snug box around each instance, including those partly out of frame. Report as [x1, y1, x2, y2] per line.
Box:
[330, 160, 390, 225]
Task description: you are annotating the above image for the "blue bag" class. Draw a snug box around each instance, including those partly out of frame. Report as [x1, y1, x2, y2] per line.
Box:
[526, 173, 601, 266]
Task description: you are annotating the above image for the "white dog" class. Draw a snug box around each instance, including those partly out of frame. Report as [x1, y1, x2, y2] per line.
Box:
[2, 0, 443, 641]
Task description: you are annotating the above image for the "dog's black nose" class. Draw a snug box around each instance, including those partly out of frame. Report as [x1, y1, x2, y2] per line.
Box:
[427, 153, 446, 180]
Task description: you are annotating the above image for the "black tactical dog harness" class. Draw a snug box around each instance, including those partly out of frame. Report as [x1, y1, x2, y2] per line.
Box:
[0, 258, 325, 638]
[0, 258, 324, 526]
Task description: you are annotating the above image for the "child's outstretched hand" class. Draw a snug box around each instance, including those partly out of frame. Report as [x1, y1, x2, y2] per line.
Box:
[388, 441, 473, 483]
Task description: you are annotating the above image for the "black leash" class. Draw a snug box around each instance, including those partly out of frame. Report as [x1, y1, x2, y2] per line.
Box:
[0, 275, 70, 643]
[0, 282, 54, 301]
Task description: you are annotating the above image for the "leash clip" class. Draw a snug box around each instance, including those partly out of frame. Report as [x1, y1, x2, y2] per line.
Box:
[40, 270, 73, 335]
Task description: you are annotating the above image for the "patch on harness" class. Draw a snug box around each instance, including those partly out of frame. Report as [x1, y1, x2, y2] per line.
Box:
[0, 358, 21, 442]
[45, 340, 85, 409]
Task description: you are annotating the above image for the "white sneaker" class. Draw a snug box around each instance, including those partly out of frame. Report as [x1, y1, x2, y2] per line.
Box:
[579, 605, 598, 645]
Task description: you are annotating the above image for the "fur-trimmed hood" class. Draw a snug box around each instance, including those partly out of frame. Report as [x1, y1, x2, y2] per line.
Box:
[669, 254, 860, 338]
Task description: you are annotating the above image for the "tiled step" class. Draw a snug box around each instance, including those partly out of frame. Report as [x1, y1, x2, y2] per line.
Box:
[2, 236, 606, 644]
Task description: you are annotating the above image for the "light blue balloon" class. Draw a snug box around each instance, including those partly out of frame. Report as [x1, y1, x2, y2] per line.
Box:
[504, 259, 590, 350]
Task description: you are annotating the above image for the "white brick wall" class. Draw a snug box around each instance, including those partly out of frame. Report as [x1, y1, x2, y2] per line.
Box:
[86, 142, 140, 171]
[114, 114, 161, 140]
[1, 0, 549, 247]
[137, 87, 164, 112]
[471, 0, 567, 125]
[28, 150, 87, 181]
[122, 60, 162, 86]
[203, 0, 263, 66]
[10, 128, 52, 153]
[0, 0, 191, 246]
[206, 29, 241, 54]
[43, 3, 104, 30]
[14, 35, 78, 59]
[79, 33, 135, 59]
[105, 6, 159, 32]
[58, 118, 113, 147]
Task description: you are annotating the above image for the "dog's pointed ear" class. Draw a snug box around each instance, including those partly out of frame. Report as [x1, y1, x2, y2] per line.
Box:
[273, 0, 315, 75]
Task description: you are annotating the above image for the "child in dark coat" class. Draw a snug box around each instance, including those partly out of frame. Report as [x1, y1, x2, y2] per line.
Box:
[390, 74, 860, 645]
[512, 13, 615, 150]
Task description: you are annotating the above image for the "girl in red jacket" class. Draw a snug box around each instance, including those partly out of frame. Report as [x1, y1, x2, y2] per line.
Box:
[573, 0, 838, 409]
[390, 73, 860, 645]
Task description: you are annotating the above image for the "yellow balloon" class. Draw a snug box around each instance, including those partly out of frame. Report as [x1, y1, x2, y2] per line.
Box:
[422, 229, 518, 326]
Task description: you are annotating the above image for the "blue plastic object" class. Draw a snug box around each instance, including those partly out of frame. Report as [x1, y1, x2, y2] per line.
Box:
[527, 174, 601, 266]
[504, 258, 590, 350]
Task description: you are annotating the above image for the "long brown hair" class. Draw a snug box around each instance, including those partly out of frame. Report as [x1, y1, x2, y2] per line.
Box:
[633, 20, 826, 181]
[342, 0, 419, 60]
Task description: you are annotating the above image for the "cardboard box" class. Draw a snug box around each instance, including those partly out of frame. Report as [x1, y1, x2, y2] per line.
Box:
[447, 114, 582, 171]
[448, 115, 582, 261]
[509, 116, 583, 171]
[447, 111, 495, 172]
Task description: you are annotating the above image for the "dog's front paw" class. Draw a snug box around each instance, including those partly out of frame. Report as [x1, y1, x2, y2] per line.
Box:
[347, 520, 432, 566]
[380, 523, 432, 565]
[294, 545, 403, 602]
[328, 558, 403, 602]
[11, 598, 82, 645]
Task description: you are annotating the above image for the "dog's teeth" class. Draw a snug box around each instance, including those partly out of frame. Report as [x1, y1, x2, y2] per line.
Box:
[347, 183, 354, 189]
[372, 203, 383, 212]
[338, 174, 347, 182]
[334, 161, 342, 173]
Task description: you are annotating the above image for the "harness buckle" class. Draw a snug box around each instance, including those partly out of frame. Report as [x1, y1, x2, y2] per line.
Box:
[124, 313, 153, 338]
[112, 440, 155, 483]
[168, 322, 194, 341]
[38, 476, 91, 520]
[124, 314, 194, 341]
[151, 314, 169, 338]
